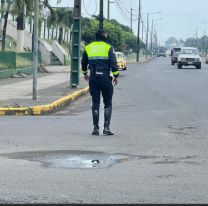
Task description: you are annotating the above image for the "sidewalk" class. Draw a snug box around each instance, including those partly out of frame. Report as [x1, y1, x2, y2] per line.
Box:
[0, 66, 89, 115]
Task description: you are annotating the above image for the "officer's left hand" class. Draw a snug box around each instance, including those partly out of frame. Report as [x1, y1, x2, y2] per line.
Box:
[84, 74, 89, 81]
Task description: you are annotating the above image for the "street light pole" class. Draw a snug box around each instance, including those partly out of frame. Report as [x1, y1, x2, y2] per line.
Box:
[33, 0, 39, 100]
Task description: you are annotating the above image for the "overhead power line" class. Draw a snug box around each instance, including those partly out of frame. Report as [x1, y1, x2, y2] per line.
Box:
[114, 0, 130, 21]
[117, 0, 131, 14]
[82, 0, 97, 17]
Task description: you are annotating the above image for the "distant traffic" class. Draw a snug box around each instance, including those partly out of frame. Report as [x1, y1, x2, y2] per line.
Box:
[156, 46, 205, 69]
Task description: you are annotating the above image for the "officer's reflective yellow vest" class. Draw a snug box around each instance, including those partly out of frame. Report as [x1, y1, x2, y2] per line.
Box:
[85, 41, 111, 60]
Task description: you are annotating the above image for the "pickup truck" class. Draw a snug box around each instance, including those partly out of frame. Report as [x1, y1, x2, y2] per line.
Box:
[177, 47, 201, 69]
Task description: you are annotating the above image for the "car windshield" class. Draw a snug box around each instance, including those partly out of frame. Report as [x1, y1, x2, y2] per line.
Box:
[158, 49, 165, 53]
[173, 48, 181, 52]
[173, 51, 180, 56]
[181, 49, 199, 55]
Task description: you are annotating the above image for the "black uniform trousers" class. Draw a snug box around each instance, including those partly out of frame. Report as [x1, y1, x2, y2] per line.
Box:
[89, 77, 113, 110]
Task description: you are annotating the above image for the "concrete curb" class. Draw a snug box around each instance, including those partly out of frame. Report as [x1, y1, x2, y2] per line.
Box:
[0, 86, 89, 116]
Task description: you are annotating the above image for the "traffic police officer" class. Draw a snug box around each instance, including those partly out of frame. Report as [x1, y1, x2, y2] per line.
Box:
[81, 29, 119, 136]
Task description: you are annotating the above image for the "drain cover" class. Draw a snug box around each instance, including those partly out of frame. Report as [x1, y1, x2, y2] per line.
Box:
[0, 150, 134, 169]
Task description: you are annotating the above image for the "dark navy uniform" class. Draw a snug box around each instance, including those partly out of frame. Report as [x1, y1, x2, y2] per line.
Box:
[81, 40, 119, 135]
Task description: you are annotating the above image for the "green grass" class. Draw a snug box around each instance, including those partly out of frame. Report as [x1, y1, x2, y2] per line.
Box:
[0, 62, 11, 70]
[16, 56, 32, 68]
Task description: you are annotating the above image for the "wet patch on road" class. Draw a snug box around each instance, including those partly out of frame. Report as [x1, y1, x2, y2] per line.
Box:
[153, 155, 202, 165]
[154, 160, 179, 164]
[168, 125, 197, 135]
[0, 150, 135, 169]
[135, 155, 158, 160]
[157, 174, 177, 179]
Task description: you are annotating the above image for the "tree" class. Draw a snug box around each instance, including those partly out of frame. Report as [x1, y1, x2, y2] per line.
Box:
[13, 0, 26, 51]
[81, 17, 145, 52]
[184, 37, 197, 48]
[13, 0, 54, 47]
[2, 0, 12, 51]
[165, 37, 180, 48]
[81, 18, 98, 44]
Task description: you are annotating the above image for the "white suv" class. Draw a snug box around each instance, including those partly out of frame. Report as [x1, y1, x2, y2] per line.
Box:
[177, 47, 201, 69]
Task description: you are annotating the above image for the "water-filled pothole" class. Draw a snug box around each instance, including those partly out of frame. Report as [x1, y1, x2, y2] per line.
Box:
[0, 150, 134, 169]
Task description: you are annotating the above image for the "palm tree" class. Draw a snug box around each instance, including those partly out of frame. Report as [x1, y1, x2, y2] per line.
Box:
[13, 0, 25, 51]
[1, 0, 12, 51]
[47, 9, 56, 39]
[13, 0, 53, 50]
[1, 0, 5, 18]
[63, 10, 73, 42]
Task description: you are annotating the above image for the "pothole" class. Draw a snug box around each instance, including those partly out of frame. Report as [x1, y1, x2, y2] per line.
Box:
[0, 150, 135, 169]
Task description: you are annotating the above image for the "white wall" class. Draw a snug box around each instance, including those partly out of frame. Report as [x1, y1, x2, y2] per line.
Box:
[52, 40, 68, 65]
[0, 20, 32, 50]
[39, 40, 52, 65]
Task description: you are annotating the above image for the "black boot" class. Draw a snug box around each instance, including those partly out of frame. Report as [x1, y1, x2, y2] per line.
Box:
[103, 106, 114, 135]
[92, 109, 99, 135]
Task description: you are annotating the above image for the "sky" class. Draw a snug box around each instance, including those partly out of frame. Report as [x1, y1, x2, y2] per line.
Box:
[49, 0, 208, 45]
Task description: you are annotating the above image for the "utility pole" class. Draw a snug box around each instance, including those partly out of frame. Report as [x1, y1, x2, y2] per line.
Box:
[107, 0, 114, 21]
[130, 8, 133, 30]
[150, 19, 153, 56]
[107, 0, 110, 21]
[153, 26, 156, 55]
[196, 27, 198, 49]
[70, 0, 81, 88]
[32, 0, 39, 100]
[154, 29, 158, 51]
[130, 8, 135, 31]
[141, 18, 144, 42]
[136, 0, 141, 62]
[99, 0, 104, 29]
[146, 13, 149, 59]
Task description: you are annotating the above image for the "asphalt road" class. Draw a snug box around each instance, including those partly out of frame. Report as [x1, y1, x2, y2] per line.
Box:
[1, 57, 208, 204]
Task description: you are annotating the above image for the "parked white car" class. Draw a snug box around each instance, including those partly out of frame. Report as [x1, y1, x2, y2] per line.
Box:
[177, 47, 201, 69]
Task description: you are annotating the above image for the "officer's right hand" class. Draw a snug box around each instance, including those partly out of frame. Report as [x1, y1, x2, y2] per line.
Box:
[84, 74, 89, 81]
[112, 77, 118, 86]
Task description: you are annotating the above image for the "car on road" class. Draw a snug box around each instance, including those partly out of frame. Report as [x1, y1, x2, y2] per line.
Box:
[114, 52, 127, 70]
[177, 47, 201, 69]
[171, 47, 181, 65]
[205, 53, 208, 64]
[156, 47, 166, 57]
